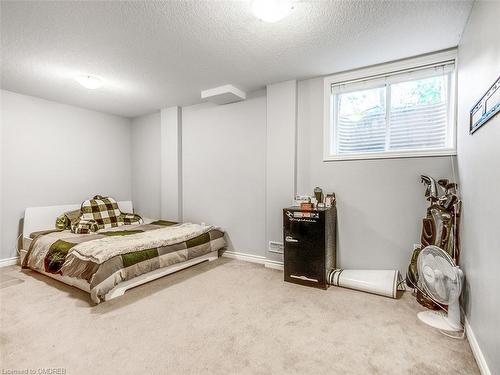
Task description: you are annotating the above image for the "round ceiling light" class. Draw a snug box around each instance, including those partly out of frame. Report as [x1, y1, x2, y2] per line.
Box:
[75, 74, 102, 89]
[252, 0, 293, 23]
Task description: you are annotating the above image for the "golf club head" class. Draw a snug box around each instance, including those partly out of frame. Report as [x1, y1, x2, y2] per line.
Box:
[421, 175, 438, 202]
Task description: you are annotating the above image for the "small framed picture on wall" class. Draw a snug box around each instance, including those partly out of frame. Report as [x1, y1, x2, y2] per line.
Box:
[470, 75, 500, 134]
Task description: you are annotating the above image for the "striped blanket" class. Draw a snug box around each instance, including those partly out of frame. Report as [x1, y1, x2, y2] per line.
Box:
[22, 220, 226, 303]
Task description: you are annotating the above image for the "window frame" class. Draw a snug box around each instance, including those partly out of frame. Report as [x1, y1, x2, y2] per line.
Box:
[323, 49, 458, 161]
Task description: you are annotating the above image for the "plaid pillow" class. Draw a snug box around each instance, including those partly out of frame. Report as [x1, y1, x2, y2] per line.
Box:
[122, 213, 143, 225]
[71, 218, 99, 234]
[71, 195, 143, 234]
[55, 209, 81, 230]
[80, 195, 122, 230]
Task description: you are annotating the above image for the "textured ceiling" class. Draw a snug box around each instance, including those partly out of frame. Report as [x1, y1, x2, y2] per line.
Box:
[1, 1, 473, 118]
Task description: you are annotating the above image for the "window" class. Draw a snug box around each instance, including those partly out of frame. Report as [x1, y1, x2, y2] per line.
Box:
[324, 51, 457, 161]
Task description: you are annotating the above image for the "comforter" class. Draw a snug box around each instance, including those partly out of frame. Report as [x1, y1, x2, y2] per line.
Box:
[22, 220, 226, 303]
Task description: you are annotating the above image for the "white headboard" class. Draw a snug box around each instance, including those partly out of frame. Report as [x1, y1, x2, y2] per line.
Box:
[23, 201, 133, 237]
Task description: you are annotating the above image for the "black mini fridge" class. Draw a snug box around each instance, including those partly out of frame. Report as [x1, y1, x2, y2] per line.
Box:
[283, 206, 336, 289]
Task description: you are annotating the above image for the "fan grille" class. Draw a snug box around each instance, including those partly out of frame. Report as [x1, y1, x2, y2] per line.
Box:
[417, 245, 460, 305]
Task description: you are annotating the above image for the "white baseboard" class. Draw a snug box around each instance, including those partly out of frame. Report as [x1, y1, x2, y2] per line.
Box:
[222, 250, 266, 265]
[221, 250, 284, 271]
[0, 256, 20, 268]
[264, 259, 284, 271]
[465, 315, 491, 375]
[4, 250, 283, 271]
[4, 250, 281, 271]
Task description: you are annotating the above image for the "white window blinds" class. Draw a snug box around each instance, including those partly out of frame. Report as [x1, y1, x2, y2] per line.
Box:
[330, 62, 455, 157]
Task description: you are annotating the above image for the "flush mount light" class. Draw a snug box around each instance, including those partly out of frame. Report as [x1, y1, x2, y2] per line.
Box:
[252, 0, 293, 23]
[75, 74, 102, 89]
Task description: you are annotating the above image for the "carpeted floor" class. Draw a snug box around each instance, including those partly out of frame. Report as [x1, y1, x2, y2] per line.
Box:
[0, 258, 478, 375]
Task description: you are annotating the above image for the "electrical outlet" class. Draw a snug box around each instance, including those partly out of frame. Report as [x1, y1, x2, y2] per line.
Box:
[268, 241, 284, 254]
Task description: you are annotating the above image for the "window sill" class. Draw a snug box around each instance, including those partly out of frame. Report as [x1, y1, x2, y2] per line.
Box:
[323, 149, 457, 162]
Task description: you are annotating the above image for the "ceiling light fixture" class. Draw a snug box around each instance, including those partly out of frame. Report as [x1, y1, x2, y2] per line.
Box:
[252, 0, 293, 23]
[75, 74, 103, 89]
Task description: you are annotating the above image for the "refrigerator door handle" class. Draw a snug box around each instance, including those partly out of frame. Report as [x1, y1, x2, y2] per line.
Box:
[290, 275, 318, 282]
[285, 236, 298, 243]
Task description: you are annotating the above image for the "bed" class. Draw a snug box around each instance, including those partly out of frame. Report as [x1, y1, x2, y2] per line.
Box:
[20, 201, 226, 303]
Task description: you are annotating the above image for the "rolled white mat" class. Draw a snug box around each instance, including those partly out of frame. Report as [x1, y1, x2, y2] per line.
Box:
[328, 269, 404, 299]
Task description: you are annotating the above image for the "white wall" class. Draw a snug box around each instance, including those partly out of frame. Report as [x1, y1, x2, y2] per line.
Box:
[296, 77, 455, 274]
[0, 91, 3, 260]
[457, 2, 500, 374]
[131, 111, 161, 219]
[266, 81, 297, 262]
[1, 90, 132, 260]
[137, 75, 456, 275]
[160, 107, 182, 222]
[182, 94, 267, 256]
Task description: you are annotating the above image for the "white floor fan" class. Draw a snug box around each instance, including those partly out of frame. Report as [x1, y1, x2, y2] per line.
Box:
[417, 245, 464, 334]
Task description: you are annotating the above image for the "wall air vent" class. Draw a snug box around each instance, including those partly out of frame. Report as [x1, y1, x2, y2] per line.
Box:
[201, 85, 246, 105]
[268, 241, 284, 254]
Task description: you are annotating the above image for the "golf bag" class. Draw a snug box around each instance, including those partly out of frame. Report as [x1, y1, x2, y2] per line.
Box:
[406, 175, 461, 309]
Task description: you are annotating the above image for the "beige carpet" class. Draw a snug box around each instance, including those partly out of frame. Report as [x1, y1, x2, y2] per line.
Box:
[0, 258, 478, 375]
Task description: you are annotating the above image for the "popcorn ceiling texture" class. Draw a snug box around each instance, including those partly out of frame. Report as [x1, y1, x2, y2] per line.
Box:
[1, 1, 473, 117]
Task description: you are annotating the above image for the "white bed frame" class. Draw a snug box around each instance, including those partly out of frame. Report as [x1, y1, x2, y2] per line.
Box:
[21, 201, 219, 301]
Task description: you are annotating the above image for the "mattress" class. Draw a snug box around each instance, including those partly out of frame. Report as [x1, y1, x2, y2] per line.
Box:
[23, 222, 226, 303]
[21, 248, 91, 292]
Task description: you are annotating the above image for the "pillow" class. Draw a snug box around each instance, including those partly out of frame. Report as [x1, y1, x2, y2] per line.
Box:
[55, 209, 81, 230]
[80, 195, 122, 230]
[71, 195, 143, 234]
[121, 212, 144, 226]
[71, 218, 99, 234]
